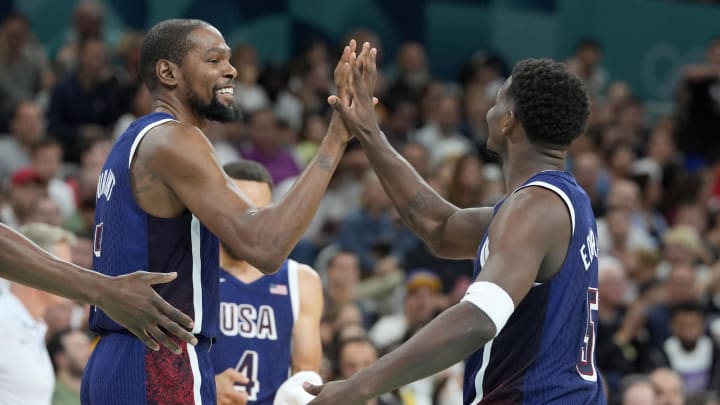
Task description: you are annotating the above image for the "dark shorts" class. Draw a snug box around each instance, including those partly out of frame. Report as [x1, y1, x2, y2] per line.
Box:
[81, 332, 216, 405]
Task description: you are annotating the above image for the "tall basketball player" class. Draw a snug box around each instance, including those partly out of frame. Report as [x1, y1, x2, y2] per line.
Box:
[81, 19, 355, 405]
[306, 44, 605, 404]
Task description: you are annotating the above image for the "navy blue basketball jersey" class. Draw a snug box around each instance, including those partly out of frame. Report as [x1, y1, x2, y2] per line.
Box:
[211, 260, 300, 404]
[463, 171, 605, 404]
[89, 112, 220, 338]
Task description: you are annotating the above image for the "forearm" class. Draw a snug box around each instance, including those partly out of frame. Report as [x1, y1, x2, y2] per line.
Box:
[356, 128, 457, 244]
[0, 224, 104, 304]
[249, 121, 347, 270]
[349, 302, 495, 400]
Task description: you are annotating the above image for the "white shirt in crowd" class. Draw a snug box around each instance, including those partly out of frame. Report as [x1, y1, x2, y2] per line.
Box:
[0, 291, 54, 405]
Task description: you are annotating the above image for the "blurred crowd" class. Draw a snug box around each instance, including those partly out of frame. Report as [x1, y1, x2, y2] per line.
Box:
[2, 1, 720, 405]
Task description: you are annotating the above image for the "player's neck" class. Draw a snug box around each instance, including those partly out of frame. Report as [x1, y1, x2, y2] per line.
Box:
[151, 97, 208, 130]
[502, 144, 566, 192]
[220, 250, 265, 283]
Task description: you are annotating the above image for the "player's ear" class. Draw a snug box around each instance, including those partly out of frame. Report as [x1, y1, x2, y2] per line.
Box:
[156, 59, 179, 88]
[501, 111, 517, 136]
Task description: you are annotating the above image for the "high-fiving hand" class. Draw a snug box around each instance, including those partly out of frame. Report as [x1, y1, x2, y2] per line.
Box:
[328, 41, 380, 141]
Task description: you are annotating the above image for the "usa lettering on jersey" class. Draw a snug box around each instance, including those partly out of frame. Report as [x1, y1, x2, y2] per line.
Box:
[220, 302, 278, 340]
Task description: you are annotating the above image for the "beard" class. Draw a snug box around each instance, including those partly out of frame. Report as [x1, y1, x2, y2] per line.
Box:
[187, 85, 240, 123]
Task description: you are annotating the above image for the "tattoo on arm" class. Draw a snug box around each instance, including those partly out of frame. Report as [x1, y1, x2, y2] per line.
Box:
[131, 159, 157, 196]
[315, 152, 334, 172]
[399, 190, 430, 225]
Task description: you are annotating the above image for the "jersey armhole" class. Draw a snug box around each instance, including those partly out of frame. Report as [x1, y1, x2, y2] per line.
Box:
[127, 118, 175, 169]
[514, 180, 576, 236]
[287, 260, 300, 324]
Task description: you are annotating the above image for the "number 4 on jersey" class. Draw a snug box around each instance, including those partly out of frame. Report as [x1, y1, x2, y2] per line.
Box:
[576, 287, 598, 381]
[235, 350, 260, 400]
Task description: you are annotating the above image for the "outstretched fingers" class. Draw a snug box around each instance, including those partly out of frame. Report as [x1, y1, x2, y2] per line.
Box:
[334, 40, 356, 106]
[145, 323, 182, 355]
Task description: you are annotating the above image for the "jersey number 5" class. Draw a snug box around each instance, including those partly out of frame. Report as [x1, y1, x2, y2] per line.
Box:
[576, 287, 598, 381]
[235, 350, 260, 400]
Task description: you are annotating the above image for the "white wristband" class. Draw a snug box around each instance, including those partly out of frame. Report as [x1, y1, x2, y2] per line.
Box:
[273, 371, 323, 405]
[461, 281, 515, 336]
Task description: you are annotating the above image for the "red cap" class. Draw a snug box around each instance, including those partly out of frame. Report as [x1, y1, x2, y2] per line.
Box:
[10, 167, 43, 187]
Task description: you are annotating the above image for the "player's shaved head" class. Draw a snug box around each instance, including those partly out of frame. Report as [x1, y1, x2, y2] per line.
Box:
[140, 18, 210, 91]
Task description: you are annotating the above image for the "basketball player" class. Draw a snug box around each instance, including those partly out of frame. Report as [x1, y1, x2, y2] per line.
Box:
[81, 20, 355, 405]
[212, 160, 323, 405]
[306, 44, 605, 403]
[0, 222, 195, 352]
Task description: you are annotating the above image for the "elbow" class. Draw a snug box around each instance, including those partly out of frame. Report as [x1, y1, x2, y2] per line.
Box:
[257, 256, 284, 274]
[247, 249, 284, 274]
[226, 240, 283, 274]
[425, 239, 455, 259]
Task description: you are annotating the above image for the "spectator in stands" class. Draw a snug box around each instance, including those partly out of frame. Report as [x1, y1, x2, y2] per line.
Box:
[657, 301, 720, 395]
[645, 264, 701, 350]
[111, 82, 152, 139]
[1, 167, 46, 229]
[47, 37, 121, 162]
[231, 44, 270, 115]
[335, 336, 397, 405]
[0, 12, 51, 122]
[380, 97, 419, 149]
[386, 42, 430, 103]
[572, 150, 608, 216]
[0, 100, 45, 181]
[242, 108, 301, 184]
[31, 138, 75, 219]
[565, 38, 608, 99]
[369, 269, 444, 352]
[414, 93, 473, 165]
[0, 223, 76, 404]
[337, 172, 418, 274]
[650, 367, 685, 405]
[29, 196, 64, 227]
[447, 153, 486, 208]
[294, 111, 328, 166]
[619, 374, 657, 405]
[54, 0, 104, 76]
[47, 329, 92, 405]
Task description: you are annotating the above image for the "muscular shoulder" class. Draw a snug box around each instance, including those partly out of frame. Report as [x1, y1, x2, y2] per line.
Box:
[492, 186, 572, 246]
[137, 121, 212, 162]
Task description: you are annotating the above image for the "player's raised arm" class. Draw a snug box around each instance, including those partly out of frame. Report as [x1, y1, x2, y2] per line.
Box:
[0, 223, 196, 353]
[141, 43, 357, 274]
[306, 187, 571, 404]
[329, 42, 493, 260]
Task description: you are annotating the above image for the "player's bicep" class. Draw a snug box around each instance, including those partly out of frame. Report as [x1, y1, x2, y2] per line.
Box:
[291, 265, 323, 372]
[432, 207, 494, 259]
[144, 127, 256, 244]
